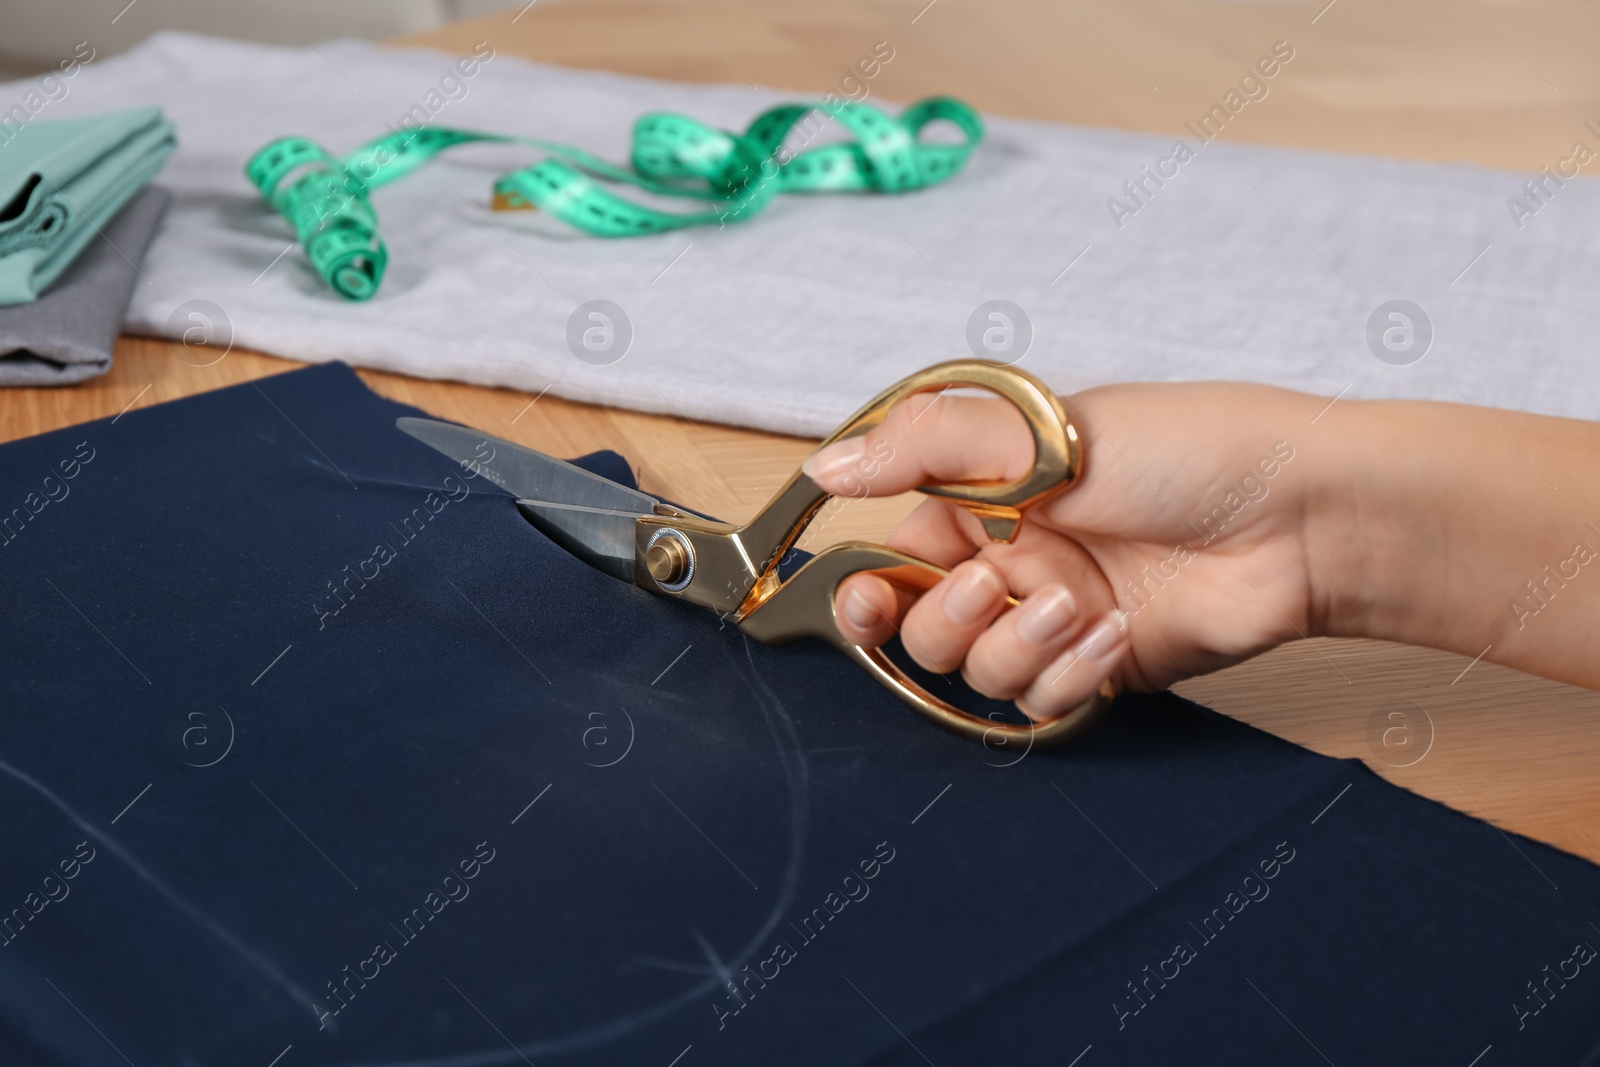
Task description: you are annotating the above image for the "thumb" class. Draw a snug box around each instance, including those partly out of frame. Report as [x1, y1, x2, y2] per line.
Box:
[801, 391, 1035, 499]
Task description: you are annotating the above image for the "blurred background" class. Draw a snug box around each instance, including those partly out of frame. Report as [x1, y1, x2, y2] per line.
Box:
[0, 0, 515, 78]
[7, 0, 1591, 171]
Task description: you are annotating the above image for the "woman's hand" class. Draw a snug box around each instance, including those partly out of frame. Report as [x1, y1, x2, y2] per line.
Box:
[804, 378, 1600, 720]
[803, 382, 1320, 721]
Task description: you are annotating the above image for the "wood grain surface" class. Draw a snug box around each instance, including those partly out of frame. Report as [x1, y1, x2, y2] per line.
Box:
[4, 0, 1596, 863]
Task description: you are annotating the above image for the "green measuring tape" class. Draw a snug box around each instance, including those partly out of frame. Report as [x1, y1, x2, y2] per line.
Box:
[246, 97, 982, 301]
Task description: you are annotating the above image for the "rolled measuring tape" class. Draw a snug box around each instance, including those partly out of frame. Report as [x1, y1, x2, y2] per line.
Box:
[245, 97, 983, 301]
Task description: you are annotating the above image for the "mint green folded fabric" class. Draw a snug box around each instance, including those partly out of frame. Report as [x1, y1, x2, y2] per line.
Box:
[0, 106, 176, 307]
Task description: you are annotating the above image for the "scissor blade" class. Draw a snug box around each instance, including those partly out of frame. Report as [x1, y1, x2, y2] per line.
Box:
[516, 499, 643, 583]
[395, 417, 658, 515]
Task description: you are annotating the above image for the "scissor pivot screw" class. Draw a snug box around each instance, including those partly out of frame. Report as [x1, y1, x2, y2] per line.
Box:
[645, 528, 695, 592]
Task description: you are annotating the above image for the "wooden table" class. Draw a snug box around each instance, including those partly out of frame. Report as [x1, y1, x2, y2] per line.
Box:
[6, 0, 1598, 862]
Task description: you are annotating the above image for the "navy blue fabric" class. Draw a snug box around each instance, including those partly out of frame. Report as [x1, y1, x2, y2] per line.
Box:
[0, 363, 1596, 1067]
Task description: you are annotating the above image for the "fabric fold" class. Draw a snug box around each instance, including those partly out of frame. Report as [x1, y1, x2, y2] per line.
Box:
[0, 184, 170, 385]
[0, 106, 176, 306]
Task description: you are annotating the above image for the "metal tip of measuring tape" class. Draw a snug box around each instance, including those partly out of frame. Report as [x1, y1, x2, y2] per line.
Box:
[491, 191, 538, 212]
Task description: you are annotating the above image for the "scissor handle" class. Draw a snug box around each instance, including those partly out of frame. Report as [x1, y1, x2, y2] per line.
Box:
[738, 541, 1114, 746]
[728, 360, 1084, 601]
[816, 359, 1082, 542]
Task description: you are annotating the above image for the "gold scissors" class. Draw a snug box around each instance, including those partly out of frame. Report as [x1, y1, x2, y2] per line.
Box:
[398, 360, 1114, 746]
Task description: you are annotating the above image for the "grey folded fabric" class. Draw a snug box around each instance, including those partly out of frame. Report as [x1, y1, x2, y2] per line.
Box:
[0, 184, 169, 386]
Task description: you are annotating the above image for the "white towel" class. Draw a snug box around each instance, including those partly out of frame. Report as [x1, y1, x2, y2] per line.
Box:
[15, 31, 1599, 435]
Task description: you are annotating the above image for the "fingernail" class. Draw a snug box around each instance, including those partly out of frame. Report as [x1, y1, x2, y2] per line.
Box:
[1019, 610, 1129, 722]
[802, 436, 866, 484]
[1058, 610, 1129, 670]
[1014, 584, 1078, 645]
[942, 563, 1004, 625]
[843, 587, 879, 629]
